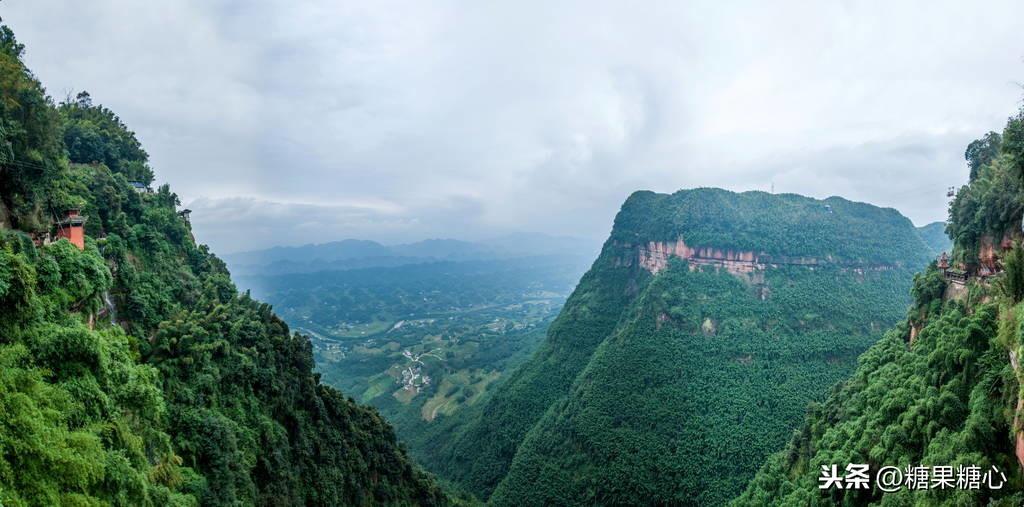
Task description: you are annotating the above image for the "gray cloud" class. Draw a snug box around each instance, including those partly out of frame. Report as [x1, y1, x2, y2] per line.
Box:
[4, 0, 1023, 252]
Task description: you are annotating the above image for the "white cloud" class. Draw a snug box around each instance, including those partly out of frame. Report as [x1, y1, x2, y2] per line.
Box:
[4, 0, 1022, 252]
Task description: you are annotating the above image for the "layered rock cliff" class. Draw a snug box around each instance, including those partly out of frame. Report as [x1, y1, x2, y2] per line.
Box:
[618, 236, 902, 277]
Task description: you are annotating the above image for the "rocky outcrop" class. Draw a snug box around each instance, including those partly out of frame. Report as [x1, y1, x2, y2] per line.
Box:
[701, 317, 716, 335]
[632, 238, 759, 275]
[978, 235, 1001, 273]
[977, 230, 1019, 274]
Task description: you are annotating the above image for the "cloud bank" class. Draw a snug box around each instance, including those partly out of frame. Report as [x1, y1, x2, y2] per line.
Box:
[4, 0, 1023, 252]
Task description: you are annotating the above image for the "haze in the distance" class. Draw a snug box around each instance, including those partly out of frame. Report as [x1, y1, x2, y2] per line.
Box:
[4, 0, 1023, 252]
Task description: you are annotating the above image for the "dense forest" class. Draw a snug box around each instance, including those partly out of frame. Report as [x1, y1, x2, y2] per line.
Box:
[0, 22, 450, 506]
[414, 187, 934, 504]
[735, 107, 1024, 505]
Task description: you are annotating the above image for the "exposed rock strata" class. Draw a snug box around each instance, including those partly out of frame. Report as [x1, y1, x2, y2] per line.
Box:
[618, 238, 898, 276]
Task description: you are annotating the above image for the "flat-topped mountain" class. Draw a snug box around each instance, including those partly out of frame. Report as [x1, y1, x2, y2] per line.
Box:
[422, 187, 933, 505]
[612, 188, 932, 268]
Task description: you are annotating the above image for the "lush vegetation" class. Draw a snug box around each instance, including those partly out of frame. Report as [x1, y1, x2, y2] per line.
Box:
[415, 188, 931, 503]
[0, 231, 191, 506]
[734, 274, 1023, 505]
[736, 106, 1024, 505]
[0, 22, 448, 506]
[947, 112, 1024, 263]
[59, 91, 154, 184]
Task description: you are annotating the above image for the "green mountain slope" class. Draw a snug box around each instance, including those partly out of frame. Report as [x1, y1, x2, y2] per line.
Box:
[423, 187, 931, 503]
[734, 108, 1024, 505]
[917, 221, 953, 256]
[0, 23, 448, 506]
[421, 252, 637, 497]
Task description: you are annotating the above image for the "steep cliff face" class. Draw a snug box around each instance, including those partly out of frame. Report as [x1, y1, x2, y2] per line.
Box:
[622, 236, 903, 277]
[977, 230, 1020, 272]
[619, 238, 758, 275]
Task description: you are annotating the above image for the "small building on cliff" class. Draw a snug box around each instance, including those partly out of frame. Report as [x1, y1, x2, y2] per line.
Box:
[55, 208, 87, 250]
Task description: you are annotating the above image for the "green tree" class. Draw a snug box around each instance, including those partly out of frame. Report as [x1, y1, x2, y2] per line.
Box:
[999, 241, 1024, 303]
[1004, 108, 1024, 179]
[966, 131, 1002, 181]
[59, 91, 154, 183]
[0, 24, 64, 230]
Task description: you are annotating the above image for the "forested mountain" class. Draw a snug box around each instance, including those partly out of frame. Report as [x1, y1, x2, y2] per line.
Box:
[0, 23, 449, 506]
[735, 109, 1024, 505]
[917, 221, 953, 256]
[416, 187, 932, 504]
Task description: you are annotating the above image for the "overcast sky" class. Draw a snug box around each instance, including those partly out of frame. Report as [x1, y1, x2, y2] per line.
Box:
[4, 1, 1023, 253]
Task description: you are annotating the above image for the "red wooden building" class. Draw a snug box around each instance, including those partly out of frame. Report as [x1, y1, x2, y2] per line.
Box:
[55, 208, 87, 250]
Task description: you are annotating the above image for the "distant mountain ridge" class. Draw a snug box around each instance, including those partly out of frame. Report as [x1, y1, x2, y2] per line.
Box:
[916, 220, 953, 256]
[224, 233, 599, 276]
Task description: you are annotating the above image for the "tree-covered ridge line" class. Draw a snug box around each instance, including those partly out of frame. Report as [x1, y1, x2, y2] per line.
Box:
[415, 249, 639, 499]
[223, 235, 597, 277]
[0, 21, 452, 506]
[735, 106, 1024, 505]
[611, 188, 932, 268]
